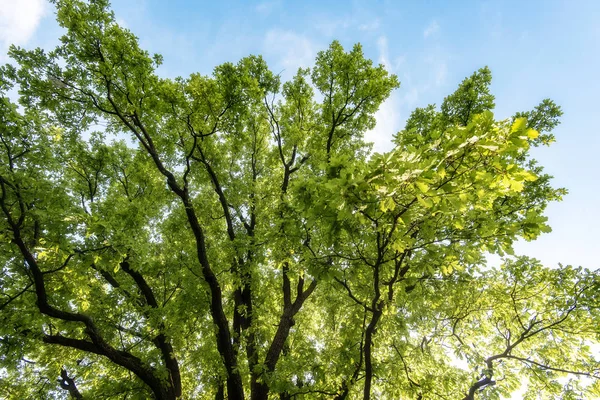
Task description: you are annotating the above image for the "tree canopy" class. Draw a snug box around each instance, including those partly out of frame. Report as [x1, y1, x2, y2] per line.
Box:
[1, 1, 599, 399]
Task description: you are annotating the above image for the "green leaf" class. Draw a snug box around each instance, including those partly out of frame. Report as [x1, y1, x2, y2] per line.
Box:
[526, 128, 540, 139]
[417, 195, 433, 208]
[415, 181, 430, 194]
[0, 5, 586, 399]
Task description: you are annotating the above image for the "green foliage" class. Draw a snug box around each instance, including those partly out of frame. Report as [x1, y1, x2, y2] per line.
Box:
[440, 66, 495, 127]
[0, 1, 597, 399]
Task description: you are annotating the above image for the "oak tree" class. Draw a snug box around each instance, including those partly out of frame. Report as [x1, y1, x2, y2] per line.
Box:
[1, 1, 599, 399]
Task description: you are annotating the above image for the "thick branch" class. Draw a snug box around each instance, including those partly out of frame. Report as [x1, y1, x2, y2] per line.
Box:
[87, 62, 243, 399]
[1, 176, 175, 399]
[254, 278, 317, 400]
[59, 368, 83, 400]
[121, 260, 182, 397]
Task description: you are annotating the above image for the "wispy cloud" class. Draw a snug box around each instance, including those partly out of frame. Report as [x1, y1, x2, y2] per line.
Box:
[359, 19, 380, 32]
[314, 17, 352, 37]
[116, 18, 129, 28]
[434, 62, 447, 86]
[479, 4, 503, 38]
[375, 36, 406, 72]
[376, 36, 391, 70]
[366, 35, 403, 153]
[0, 0, 46, 49]
[255, 0, 281, 16]
[423, 20, 440, 38]
[423, 50, 448, 87]
[401, 87, 419, 107]
[263, 29, 317, 79]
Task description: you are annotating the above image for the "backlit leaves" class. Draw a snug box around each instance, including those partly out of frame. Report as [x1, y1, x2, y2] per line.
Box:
[0, 2, 596, 399]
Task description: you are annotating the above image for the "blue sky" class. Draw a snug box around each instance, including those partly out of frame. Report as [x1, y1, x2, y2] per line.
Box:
[1, 0, 599, 270]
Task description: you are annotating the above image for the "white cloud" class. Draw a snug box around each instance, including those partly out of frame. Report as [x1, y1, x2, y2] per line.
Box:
[366, 36, 403, 153]
[479, 4, 503, 39]
[314, 17, 352, 37]
[393, 55, 406, 69]
[434, 62, 447, 86]
[314, 13, 381, 37]
[423, 20, 440, 38]
[377, 36, 406, 73]
[359, 19, 380, 31]
[255, 0, 281, 16]
[401, 87, 419, 107]
[424, 52, 448, 87]
[376, 36, 391, 70]
[263, 29, 317, 78]
[0, 0, 46, 48]
[367, 91, 402, 153]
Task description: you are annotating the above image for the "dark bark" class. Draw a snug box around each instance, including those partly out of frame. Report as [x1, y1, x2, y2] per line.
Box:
[462, 376, 494, 400]
[121, 260, 182, 397]
[253, 277, 317, 400]
[0, 175, 177, 399]
[98, 76, 245, 399]
[59, 368, 83, 399]
[11, 239, 174, 399]
[195, 149, 258, 399]
[192, 140, 258, 400]
[363, 307, 382, 400]
[215, 382, 225, 400]
[182, 198, 244, 400]
[362, 251, 383, 400]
